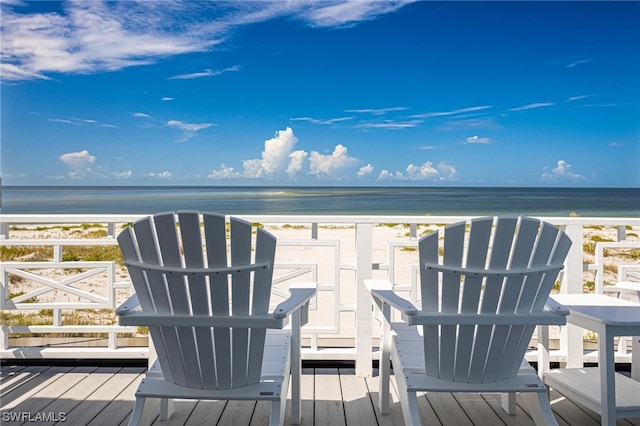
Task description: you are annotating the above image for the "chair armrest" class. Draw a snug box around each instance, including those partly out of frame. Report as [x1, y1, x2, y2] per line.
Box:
[365, 279, 418, 316]
[115, 293, 140, 316]
[273, 282, 317, 319]
[543, 297, 570, 317]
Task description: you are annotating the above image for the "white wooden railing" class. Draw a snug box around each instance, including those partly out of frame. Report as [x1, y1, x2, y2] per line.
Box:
[1, 214, 638, 377]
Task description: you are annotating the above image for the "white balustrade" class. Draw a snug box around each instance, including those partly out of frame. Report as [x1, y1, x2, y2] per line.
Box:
[0, 214, 638, 376]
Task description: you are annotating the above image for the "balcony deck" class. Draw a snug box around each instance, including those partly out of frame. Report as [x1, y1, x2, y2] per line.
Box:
[2, 363, 639, 426]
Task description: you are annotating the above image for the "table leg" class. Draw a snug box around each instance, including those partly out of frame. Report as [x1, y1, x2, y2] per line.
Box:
[599, 326, 616, 426]
[633, 336, 640, 381]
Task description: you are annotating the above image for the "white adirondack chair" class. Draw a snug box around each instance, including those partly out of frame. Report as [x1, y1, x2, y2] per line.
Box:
[367, 216, 572, 425]
[115, 211, 316, 426]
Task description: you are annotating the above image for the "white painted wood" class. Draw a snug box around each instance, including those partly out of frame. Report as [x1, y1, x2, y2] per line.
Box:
[368, 216, 571, 425]
[1, 213, 636, 370]
[542, 293, 640, 425]
[116, 211, 315, 425]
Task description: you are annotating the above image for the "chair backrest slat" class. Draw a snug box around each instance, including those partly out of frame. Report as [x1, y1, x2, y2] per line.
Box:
[203, 213, 232, 389]
[119, 211, 277, 391]
[418, 216, 571, 384]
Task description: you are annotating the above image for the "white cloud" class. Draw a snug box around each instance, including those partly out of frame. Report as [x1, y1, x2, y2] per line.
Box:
[111, 170, 132, 178]
[165, 119, 214, 142]
[411, 105, 492, 119]
[376, 161, 458, 182]
[242, 127, 301, 178]
[355, 120, 422, 130]
[287, 150, 309, 177]
[162, 97, 174, 101]
[345, 107, 408, 115]
[59, 149, 97, 178]
[540, 160, 585, 183]
[1, 2, 413, 81]
[465, 135, 491, 144]
[208, 163, 240, 179]
[406, 161, 458, 181]
[1, 2, 215, 81]
[357, 164, 374, 178]
[133, 112, 151, 118]
[49, 118, 78, 125]
[378, 169, 404, 180]
[290, 116, 354, 125]
[309, 144, 359, 178]
[301, 1, 416, 27]
[168, 65, 240, 80]
[509, 102, 555, 112]
[147, 171, 172, 178]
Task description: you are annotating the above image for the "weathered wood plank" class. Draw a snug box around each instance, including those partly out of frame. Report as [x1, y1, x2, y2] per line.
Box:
[365, 374, 407, 426]
[94, 371, 147, 426]
[64, 367, 144, 426]
[217, 401, 256, 425]
[183, 400, 227, 426]
[37, 367, 121, 426]
[284, 367, 315, 425]
[314, 368, 345, 426]
[0, 365, 49, 396]
[2, 366, 94, 420]
[532, 389, 601, 426]
[481, 393, 539, 426]
[426, 392, 474, 425]
[3, 366, 640, 426]
[339, 369, 378, 425]
[389, 374, 443, 425]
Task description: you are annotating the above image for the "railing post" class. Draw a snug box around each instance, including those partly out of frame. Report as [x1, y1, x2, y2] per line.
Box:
[561, 223, 584, 368]
[355, 222, 373, 377]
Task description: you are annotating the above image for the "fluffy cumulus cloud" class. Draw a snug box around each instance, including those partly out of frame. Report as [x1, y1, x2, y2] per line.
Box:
[309, 144, 358, 178]
[208, 163, 240, 179]
[243, 127, 302, 178]
[59, 149, 96, 178]
[541, 160, 586, 183]
[375, 161, 458, 182]
[206, 127, 360, 182]
[357, 164, 374, 178]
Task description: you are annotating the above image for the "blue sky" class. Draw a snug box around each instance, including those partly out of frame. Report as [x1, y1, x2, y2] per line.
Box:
[1, 1, 639, 187]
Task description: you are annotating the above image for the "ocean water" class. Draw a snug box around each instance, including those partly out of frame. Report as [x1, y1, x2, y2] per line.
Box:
[1, 186, 639, 217]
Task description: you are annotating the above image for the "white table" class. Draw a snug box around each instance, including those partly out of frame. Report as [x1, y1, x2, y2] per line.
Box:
[543, 294, 640, 425]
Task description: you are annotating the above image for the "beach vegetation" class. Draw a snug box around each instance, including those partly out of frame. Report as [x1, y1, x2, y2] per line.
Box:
[401, 246, 417, 252]
[584, 225, 603, 230]
[62, 245, 124, 264]
[590, 235, 614, 243]
[282, 224, 307, 230]
[583, 280, 595, 292]
[1, 246, 51, 262]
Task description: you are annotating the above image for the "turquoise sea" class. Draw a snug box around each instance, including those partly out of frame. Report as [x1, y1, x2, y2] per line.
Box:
[1, 186, 639, 217]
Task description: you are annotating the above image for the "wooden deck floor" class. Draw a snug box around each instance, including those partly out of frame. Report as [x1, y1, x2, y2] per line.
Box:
[1, 364, 639, 426]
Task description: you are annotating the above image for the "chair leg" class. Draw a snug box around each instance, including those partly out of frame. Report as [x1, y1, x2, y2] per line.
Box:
[520, 391, 559, 426]
[392, 363, 421, 426]
[269, 398, 286, 426]
[128, 396, 158, 426]
[378, 303, 392, 414]
[159, 398, 174, 420]
[501, 392, 516, 414]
